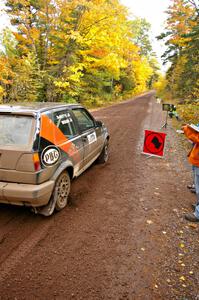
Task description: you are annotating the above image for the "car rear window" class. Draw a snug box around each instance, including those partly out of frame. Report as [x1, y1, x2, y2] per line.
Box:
[0, 114, 34, 146]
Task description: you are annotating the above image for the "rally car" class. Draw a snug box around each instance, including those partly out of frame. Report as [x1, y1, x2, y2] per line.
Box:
[0, 103, 109, 216]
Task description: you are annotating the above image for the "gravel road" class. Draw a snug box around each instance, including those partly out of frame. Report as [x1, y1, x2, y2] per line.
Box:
[0, 92, 198, 300]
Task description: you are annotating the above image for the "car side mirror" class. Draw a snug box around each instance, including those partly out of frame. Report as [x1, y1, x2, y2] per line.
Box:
[95, 120, 103, 127]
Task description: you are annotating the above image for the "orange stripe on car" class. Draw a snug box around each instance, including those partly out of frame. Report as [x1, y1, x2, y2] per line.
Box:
[40, 114, 75, 155]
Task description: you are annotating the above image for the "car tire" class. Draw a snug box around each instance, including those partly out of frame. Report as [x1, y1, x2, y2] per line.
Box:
[53, 171, 71, 211]
[97, 140, 109, 164]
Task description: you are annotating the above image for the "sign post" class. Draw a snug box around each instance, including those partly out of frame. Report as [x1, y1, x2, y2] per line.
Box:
[143, 130, 167, 158]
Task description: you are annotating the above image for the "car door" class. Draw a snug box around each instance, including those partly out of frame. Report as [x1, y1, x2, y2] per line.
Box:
[51, 109, 84, 175]
[72, 108, 101, 169]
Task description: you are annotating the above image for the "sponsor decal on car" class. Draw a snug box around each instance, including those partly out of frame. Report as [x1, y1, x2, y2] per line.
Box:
[40, 114, 79, 159]
[87, 132, 97, 144]
[41, 146, 60, 166]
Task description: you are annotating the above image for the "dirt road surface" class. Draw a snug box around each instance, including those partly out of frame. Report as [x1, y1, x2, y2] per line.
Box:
[0, 92, 199, 300]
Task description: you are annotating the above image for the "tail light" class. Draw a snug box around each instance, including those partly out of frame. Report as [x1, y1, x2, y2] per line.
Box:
[33, 153, 41, 171]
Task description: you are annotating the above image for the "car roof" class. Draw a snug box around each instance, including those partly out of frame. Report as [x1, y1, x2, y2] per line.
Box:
[0, 102, 83, 115]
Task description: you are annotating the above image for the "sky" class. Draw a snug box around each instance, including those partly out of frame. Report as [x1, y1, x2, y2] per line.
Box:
[0, 1, 8, 29]
[121, 0, 171, 71]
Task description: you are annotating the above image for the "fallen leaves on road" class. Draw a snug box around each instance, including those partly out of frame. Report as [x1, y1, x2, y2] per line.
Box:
[188, 223, 198, 229]
[178, 253, 184, 257]
[180, 263, 185, 267]
[179, 276, 185, 281]
[166, 279, 171, 283]
[154, 284, 158, 289]
[179, 243, 185, 248]
[189, 271, 194, 275]
[154, 192, 160, 196]
[146, 220, 153, 225]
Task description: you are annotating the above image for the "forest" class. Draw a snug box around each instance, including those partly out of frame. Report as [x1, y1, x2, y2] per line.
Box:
[155, 0, 199, 123]
[0, 0, 198, 117]
[0, 0, 159, 106]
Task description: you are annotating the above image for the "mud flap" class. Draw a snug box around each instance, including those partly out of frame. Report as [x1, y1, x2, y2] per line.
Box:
[33, 195, 56, 217]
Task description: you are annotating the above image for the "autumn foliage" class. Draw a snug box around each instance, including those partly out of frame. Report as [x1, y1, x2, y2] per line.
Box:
[156, 0, 199, 122]
[0, 0, 159, 104]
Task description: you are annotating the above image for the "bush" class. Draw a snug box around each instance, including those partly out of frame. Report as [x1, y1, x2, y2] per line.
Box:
[177, 102, 199, 124]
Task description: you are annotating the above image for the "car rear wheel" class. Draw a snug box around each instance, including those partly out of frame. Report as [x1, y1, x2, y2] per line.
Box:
[54, 171, 71, 211]
[97, 140, 109, 164]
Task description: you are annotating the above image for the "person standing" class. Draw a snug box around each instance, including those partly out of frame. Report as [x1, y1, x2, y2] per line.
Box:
[182, 124, 199, 222]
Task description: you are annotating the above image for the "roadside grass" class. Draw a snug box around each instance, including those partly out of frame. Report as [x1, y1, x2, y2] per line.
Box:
[177, 102, 199, 124]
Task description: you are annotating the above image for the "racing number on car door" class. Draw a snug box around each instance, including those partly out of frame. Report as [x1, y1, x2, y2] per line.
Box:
[72, 108, 99, 167]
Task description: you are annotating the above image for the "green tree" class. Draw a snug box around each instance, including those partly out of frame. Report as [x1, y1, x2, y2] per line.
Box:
[130, 18, 152, 57]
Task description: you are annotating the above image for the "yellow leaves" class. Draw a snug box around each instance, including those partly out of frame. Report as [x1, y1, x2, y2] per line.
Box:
[93, 53, 127, 79]
[146, 220, 153, 225]
[132, 57, 153, 93]
[189, 271, 193, 275]
[29, 28, 40, 40]
[179, 276, 185, 281]
[0, 56, 14, 85]
[167, 0, 196, 38]
[188, 223, 198, 229]
[181, 263, 186, 267]
[54, 63, 84, 93]
[114, 84, 122, 94]
[69, 73, 82, 83]
[68, 64, 84, 74]
[49, 60, 60, 65]
[0, 86, 4, 95]
[91, 49, 109, 59]
[3, 0, 157, 102]
[0, 86, 6, 102]
[69, 31, 84, 44]
[66, 64, 84, 83]
[153, 75, 168, 96]
[54, 81, 70, 89]
[161, 0, 198, 104]
[73, 0, 134, 77]
[179, 243, 185, 249]
[68, 90, 79, 97]
[13, 32, 27, 43]
[177, 103, 199, 124]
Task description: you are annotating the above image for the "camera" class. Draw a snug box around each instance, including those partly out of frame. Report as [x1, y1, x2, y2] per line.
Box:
[162, 103, 174, 112]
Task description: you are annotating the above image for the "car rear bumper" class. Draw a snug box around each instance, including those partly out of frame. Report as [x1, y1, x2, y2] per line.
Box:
[0, 180, 54, 207]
